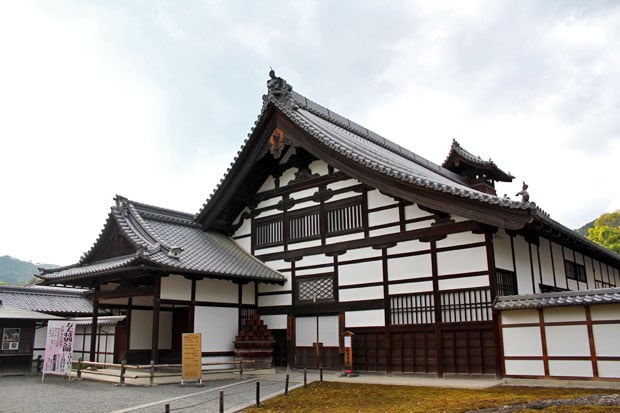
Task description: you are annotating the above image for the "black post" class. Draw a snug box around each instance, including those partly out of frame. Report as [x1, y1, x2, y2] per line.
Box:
[164, 404, 170, 413]
[77, 357, 82, 379]
[120, 360, 126, 385]
[285, 374, 289, 396]
[304, 368, 307, 388]
[320, 367, 323, 382]
[150, 360, 155, 386]
[256, 381, 261, 407]
[219, 390, 224, 413]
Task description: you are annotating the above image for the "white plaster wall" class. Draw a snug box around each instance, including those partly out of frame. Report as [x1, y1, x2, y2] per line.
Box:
[326, 178, 360, 191]
[296, 254, 333, 267]
[233, 209, 252, 237]
[261, 314, 287, 330]
[161, 275, 192, 301]
[264, 259, 291, 272]
[493, 230, 514, 271]
[502, 327, 542, 356]
[194, 306, 238, 352]
[288, 200, 318, 212]
[388, 281, 433, 295]
[505, 359, 545, 376]
[436, 232, 483, 248]
[296, 316, 316, 346]
[288, 239, 322, 251]
[388, 254, 432, 280]
[289, 188, 319, 201]
[319, 316, 339, 346]
[129, 309, 172, 350]
[548, 360, 593, 377]
[404, 204, 431, 220]
[551, 242, 566, 286]
[254, 245, 283, 256]
[591, 305, 620, 321]
[437, 246, 487, 276]
[545, 325, 590, 356]
[369, 226, 401, 237]
[513, 236, 534, 294]
[242, 283, 255, 305]
[339, 286, 384, 302]
[330, 191, 360, 202]
[388, 239, 429, 255]
[309, 160, 329, 176]
[339, 260, 383, 286]
[258, 293, 292, 307]
[326, 232, 365, 245]
[501, 309, 539, 324]
[543, 307, 585, 323]
[280, 167, 298, 187]
[592, 324, 620, 356]
[366, 190, 396, 209]
[345, 310, 385, 327]
[258, 276, 291, 293]
[234, 236, 251, 253]
[195, 278, 237, 303]
[368, 208, 399, 228]
[256, 196, 280, 210]
[296, 266, 333, 276]
[598, 361, 620, 378]
[340, 247, 382, 261]
[537, 240, 556, 287]
[437, 275, 489, 290]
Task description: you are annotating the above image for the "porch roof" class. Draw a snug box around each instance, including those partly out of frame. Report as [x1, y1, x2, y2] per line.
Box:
[494, 287, 620, 311]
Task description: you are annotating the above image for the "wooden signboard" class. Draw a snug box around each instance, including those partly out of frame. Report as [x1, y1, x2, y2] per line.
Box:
[182, 333, 202, 383]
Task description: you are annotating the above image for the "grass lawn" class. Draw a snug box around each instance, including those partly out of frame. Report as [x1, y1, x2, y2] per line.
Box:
[242, 382, 619, 412]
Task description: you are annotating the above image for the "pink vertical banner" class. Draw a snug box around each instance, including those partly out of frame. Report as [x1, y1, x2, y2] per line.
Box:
[43, 320, 76, 378]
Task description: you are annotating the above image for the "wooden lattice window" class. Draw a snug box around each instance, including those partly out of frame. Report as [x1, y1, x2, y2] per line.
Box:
[296, 275, 335, 303]
[254, 216, 283, 248]
[289, 208, 321, 242]
[326, 198, 363, 236]
[440, 287, 492, 323]
[495, 269, 517, 296]
[564, 260, 587, 282]
[390, 292, 435, 325]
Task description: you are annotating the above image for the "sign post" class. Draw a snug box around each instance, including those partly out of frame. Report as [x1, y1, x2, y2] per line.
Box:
[42, 321, 76, 382]
[343, 331, 355, 377]
[182, 333, 202, 385]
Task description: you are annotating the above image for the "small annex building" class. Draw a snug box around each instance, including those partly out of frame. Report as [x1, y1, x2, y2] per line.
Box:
[0, 285, 120, 372]
[39, 72, 620, 380]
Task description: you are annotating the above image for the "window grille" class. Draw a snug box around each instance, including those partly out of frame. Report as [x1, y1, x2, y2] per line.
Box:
[326, 201, 363, 235]
[255, 217, 283, 248]
[390, 292, 435, 325]
[289, 209, 321, 242]
[297, 275, 335, 303]
[564, 260, 587, 282]
[495, 269, 517, 296]
[440, 287, 492, 323]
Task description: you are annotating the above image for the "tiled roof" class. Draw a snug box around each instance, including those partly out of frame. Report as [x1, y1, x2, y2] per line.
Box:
[70, 315, 126, 326]
[494, 288, 620, 311]
[442, 139, 514, 182]
[197, 72, 534, 221]
[0, 286, 93, 315]
[0, 305, 64, 320]
[40, 197, 286, 284]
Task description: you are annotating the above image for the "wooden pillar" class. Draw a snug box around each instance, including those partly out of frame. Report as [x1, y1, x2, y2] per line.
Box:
[126, 297, 133, 356]
[238, 282, 243, 331]
[485, 231, 502, 379]
[189, 279, 196, 333]
[381, 248, 391, 375]
[89, 286, 100, 362]
[151, 276, 161, 363]
[430, 241, 442, 378]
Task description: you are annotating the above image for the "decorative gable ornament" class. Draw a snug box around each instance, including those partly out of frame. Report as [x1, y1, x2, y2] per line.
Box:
[269, 127, 285, 159]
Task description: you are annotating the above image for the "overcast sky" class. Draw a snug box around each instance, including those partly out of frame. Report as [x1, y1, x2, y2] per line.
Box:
[1, 0, 619, 266]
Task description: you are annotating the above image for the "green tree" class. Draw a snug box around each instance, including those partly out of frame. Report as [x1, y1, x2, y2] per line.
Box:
[587, 210, 620, 254]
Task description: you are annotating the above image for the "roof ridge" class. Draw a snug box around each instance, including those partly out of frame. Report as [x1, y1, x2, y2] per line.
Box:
[287, 90, 466, 184]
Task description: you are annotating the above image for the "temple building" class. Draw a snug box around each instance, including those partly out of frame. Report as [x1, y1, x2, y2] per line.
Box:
[38, 72, 620, 380]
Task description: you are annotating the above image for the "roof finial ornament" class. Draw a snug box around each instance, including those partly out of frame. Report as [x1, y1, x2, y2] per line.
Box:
[266, 68, 292, 99]
[515, 181, 530, 203]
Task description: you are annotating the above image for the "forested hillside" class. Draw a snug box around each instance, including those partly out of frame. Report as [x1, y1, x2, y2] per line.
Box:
[0, 255, 56, 286]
